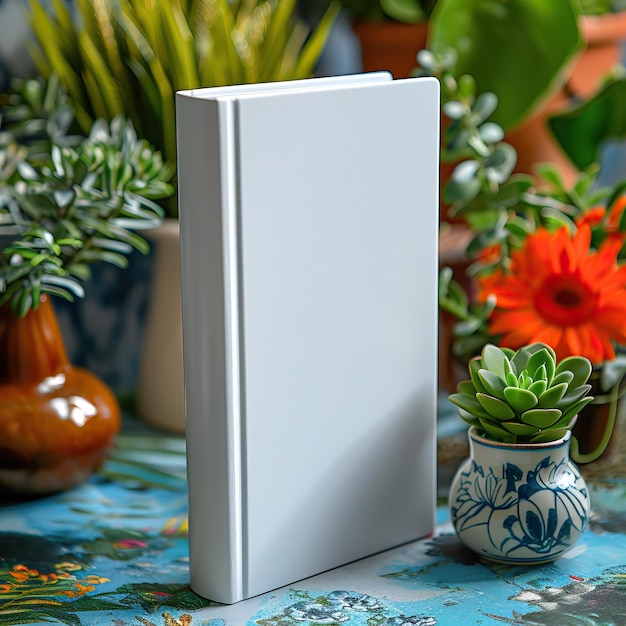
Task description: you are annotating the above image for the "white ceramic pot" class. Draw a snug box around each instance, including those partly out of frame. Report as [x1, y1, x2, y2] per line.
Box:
[136, 219, 185, 432]
[449, 427, 590, 564]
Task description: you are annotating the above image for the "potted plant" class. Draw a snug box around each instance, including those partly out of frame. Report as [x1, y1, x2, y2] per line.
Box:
[425, 48, 626, 466]
[25, 0, 339, 431]
[426, 0, 626, 188]
[27, 0, 339, 203]
[337, 0, 437, 77]
[0, 75, 174, 494]
[448, 342, 596, 563]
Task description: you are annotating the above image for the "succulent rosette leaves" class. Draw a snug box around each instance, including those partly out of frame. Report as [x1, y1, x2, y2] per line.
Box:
[449, 343, 594, 443]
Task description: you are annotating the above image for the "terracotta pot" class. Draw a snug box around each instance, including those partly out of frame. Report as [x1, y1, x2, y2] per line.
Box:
[136, 219, 185, 432]
[352, 20, 428, 78]
[507, 12, 626, 184]
[0, 296, 121, 495]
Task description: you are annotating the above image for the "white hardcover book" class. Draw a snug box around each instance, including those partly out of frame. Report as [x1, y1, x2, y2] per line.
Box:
[176, 73, 440, 604]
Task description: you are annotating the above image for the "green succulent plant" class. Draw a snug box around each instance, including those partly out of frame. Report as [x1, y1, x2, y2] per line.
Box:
[449, 343, 594, 444]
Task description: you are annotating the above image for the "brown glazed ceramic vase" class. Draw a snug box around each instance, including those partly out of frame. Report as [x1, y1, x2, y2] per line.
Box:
[0, 296, 121, 495]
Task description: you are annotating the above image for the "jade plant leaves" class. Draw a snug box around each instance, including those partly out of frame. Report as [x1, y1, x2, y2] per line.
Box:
[449, 343, 594, 444]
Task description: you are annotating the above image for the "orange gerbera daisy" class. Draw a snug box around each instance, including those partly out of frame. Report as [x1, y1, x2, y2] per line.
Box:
[477, 224, 626, 364]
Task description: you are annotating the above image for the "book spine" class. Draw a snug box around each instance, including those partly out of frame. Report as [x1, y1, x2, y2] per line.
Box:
[176, 94, 243, 603]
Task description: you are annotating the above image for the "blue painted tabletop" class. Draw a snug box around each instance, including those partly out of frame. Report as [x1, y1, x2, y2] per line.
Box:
[1, 412, 626, 626]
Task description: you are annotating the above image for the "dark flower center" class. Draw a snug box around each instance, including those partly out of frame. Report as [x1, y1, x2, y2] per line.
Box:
[534, 274, 597, 326]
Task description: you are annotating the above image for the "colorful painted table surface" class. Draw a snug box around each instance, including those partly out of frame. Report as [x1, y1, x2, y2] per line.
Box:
[2, 414, 626, 626]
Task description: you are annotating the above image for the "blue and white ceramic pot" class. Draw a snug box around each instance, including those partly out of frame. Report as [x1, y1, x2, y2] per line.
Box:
[449, 426, 590, 564]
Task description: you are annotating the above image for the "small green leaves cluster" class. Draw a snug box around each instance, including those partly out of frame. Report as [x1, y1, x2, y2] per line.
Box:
[0, 78, 174, 317]
[438, 266, 496, 359]
[418, 48, 618, 245]
[449, 343, 594, 444]
[416, 48, 516, 209]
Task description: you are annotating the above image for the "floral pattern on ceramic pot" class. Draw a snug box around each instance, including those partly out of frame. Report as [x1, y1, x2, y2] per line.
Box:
[447, 343, 595, 563]
[450, 428, 590, 563]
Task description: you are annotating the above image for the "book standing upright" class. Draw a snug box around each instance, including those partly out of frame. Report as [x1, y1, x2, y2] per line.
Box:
[176, 73, 440, 604]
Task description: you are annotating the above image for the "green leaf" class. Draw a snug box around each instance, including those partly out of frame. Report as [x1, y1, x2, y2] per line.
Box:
[454, 318, 483, 337]
[503, 386, 538, 414]
[511, 343, 556, 379]
[380, 0, 428, 23]
[443, 100, 468, 120]
[472, 92, 498, 123]
[476, 392, 516, 421]
[555, 356, 593, 388]
[528, 379, 547, 397]
[428, 0, 582, 130]
[458, 408, 482, 427]
[41, 273, 85, 298]
[449, 392, 490, 418]
[555, 384, 593, 409]
[506, 371, 519, 387]
[67, 262, 91, 280]
[526, 347, 556, 386]
[444, 175, 482, 203]
[479, 419, 517, 443]
[548, 76, 626, 170]
[78, 249, 129, 268]
[533, 363, 548, 383]
[90, 236, 133, 254]
[457, 380, 477, 396]
[520, 408, 562, 428]
[528, 427, 570, 444]
[500, 421, 540, 436]
[550, 411, 579, 431]
[560, 396, 595, 423]
[518, 372, 532, 390]
[537, 382, 568, 408]
[484, 143, 517, 184]
[551, 370, 575, 387]
[469, 357, 488, 394]
[481, 344, 511, 380]
[477, 369, 507, 400]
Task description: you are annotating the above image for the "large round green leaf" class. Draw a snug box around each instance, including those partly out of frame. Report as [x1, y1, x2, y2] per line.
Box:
[503, 386, 538, 414]
[520, 407, 562, 428]
[529, 427, 570, 443]
[548, 78, 626, 170]
[555, 356, 593, 388]
[500, 421, 539, 436]
[427, 0, 583, 130]
[477, 392, 515, 420]
[479, 419, 517, 443]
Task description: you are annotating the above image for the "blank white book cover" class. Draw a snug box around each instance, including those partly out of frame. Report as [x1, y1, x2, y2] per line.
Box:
[176, 73, 440, 604]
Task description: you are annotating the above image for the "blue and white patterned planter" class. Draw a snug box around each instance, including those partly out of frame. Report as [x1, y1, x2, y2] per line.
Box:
[449, 426, 590, 564]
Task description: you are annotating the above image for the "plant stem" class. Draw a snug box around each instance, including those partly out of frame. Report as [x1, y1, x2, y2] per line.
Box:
[571, 381, 621, 464]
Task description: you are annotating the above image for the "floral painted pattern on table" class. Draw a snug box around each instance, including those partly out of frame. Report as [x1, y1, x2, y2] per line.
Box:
[3, 421, 626, 625]
[252, 590, 437, 625]
[0, 428, 211, 625]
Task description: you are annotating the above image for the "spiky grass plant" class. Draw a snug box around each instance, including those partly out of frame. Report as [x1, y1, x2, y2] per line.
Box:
[27, 0, 340, 217]
[449, 343, 594, 444]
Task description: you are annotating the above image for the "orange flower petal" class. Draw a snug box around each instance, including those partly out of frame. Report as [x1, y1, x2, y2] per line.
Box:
[479, 225, 626, 364]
